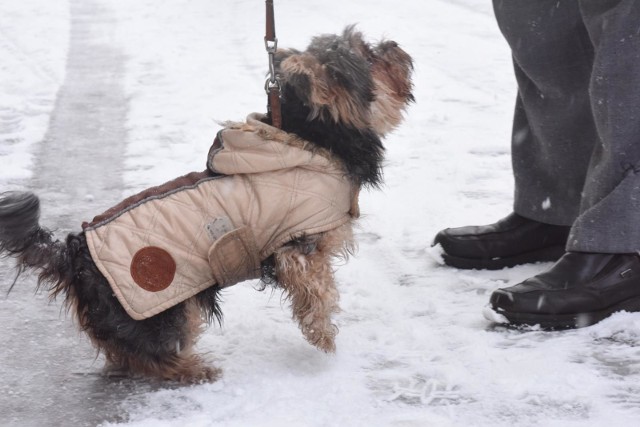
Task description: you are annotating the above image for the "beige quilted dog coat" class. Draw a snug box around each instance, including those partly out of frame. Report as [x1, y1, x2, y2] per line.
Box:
[83, 114, 358, 320]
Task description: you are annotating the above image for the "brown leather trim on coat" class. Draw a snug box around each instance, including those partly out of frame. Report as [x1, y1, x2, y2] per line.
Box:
[206, 135, 223, 172]
[82, 169, 218, 230]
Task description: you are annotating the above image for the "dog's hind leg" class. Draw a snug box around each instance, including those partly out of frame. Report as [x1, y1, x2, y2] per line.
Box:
[273, 224, 355, 353]
[146, 298, 221, 384]
[162, 297, 223, 383]
[88, 294, 220, 384]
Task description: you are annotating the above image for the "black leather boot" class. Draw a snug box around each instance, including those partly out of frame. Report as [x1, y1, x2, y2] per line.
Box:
[433, 213, 570, 270]
[487, 252, 640, 329]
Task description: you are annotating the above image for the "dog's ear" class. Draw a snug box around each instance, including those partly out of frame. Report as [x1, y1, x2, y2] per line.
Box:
[279, 52, 332, 118]
[372, 40, 414, 102]
[369, 40, 415, 136]
[273, 48, 299, 72]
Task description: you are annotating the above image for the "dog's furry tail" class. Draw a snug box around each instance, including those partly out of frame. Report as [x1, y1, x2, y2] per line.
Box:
[0, 191, 71, 294]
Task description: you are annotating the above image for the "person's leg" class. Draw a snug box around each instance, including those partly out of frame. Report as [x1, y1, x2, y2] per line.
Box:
[567, 0, 640, 252]
[434, 0, 594, 269]
[488, 0, 640, 328]
[497, 0, 597, 225]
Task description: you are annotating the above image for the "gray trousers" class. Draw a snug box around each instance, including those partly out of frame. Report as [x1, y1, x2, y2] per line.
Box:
[494, 0, 640, 253]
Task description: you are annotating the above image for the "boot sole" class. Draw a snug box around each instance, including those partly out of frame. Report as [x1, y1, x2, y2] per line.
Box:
[486, 295, 640, 329]
[441, 245, 566, 270]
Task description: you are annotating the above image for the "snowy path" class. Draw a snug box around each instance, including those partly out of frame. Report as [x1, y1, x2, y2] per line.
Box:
[1, 0, 640, 426]
[1, 1, 153, 425]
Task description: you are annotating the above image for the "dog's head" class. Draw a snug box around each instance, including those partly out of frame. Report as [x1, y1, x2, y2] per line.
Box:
[271, 27, 413, 187]
[275, 26, 414, 138]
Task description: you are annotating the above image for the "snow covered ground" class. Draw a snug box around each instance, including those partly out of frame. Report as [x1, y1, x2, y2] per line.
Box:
[2, 0, 640, 426]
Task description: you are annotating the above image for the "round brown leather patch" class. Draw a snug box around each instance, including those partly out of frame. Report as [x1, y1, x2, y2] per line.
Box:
[130, 246, 176, 292]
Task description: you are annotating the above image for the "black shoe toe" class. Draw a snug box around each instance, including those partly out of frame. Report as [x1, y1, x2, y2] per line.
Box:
[433, 213, 570, 270]
[489, 252, 640, 329]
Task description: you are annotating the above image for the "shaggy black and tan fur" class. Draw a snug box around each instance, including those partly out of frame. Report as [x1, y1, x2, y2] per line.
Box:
[0, 27, 413, 383]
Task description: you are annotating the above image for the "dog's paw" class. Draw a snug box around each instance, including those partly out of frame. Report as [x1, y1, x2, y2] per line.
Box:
[314, 335, 336, 353]
[102, 360, 135, 379]
[304, 325, 337, 353]
[178, 365, 222, 384]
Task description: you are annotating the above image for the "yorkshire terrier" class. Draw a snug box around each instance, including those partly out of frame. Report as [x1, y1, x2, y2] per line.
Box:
[0, 27, 413, 383]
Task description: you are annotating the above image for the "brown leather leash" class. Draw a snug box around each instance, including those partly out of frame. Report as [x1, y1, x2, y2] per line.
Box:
[265, 0, 282, 128]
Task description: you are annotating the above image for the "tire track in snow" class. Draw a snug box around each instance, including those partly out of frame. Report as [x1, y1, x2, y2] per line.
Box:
[30, 0, 126, 226]
[0, 1, 153, 426]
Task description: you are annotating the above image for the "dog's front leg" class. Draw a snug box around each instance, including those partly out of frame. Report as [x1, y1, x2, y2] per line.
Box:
[274, 236, 339, 352]
[273, 226, 354, 353]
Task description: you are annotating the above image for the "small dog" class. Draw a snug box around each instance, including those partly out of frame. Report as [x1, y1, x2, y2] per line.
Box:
[0, 27, 413, 383]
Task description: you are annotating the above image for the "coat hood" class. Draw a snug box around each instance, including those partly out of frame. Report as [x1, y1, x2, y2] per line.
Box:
[207, 113, 344, 176]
